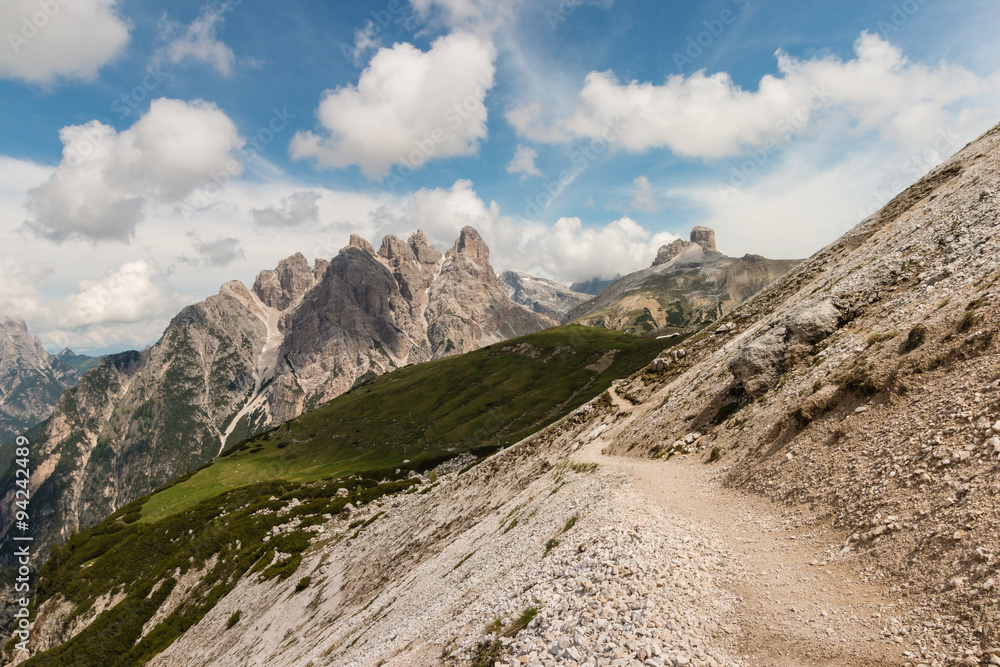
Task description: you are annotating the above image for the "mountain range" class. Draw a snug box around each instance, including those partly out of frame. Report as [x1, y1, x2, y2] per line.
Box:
[0, 227, 553, 557]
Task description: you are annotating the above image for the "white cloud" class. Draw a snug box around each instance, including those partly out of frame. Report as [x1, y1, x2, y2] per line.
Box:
[26, 98, 244, 242]
[290, 31, 496, 178]
[0, 255, 191, 351]
[62, 260, 187, 328]
[629, 175, 660, 213]
[156, 4, 236, 77]
[506, 145, 543, 183]
[0, 0, 130, 84]
[186, 234, 245, 267]
[368, 179, 676, 283]
[508, 32, 998, 158]
[251, 191, 320, 228]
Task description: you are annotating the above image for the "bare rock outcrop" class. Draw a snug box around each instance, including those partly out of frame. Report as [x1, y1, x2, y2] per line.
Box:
[0, 317, 80, 443]
[568, 227, 800, 332]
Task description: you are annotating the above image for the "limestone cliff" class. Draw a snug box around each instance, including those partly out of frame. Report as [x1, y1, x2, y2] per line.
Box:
[565, 227, 800, 333]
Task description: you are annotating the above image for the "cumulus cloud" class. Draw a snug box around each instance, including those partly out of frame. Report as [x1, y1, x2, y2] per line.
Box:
[508, 32, 998, 158]
[0, 0, 130, 84]
[0, 255, 191, 350]
[155, 4, 236, 77]
[185, 234, 245, 267]
[26, 98, 244, 242]
[628, 176, 660, 213]
[251, 191, 321, 228]
[290, 31, 496, 178]
[506, 145, 543, 183]
[368, 179, 676, 283]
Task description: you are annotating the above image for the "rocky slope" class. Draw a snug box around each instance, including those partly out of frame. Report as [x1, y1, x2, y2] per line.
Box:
[500, 271, 592, 321]
[565, 227, 800, 334]
[0, 318, 80, 444]
[570, 275, 621, 296]
[0, 227, 552, 562]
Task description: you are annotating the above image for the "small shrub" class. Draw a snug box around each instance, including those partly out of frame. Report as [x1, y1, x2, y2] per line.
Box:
[902, 325, 928, 352]
[503, 607, 539, 636]
[706, 446, 722, 463]
[840, 362, 879, 396]
[562, 516, 578, 533]
[294, 576, 311, 593]
[470, 640, 503, 667]
[959, 310, 979, 332]
[543, 538, 560, 557]
[227, 610, 241, 629]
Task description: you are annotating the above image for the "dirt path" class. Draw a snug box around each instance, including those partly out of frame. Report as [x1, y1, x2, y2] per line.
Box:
[577, 387, 909, 666]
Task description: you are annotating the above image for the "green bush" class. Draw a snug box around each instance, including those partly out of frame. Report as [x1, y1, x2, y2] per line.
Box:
[227, 610, 241, 629]
[294, 577, 311, 593]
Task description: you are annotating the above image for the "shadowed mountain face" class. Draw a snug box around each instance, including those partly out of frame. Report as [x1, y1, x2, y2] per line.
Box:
[565, 228, 801, 334]
[0, 318, 80, 444]
[0, 227, 553, 561]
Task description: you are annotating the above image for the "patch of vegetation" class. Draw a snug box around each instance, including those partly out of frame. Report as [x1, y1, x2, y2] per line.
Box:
[840, 360, 880, 396]
[706, 446, 722, 463]
[470, 640, 503, 667]
[866, 331, 896, 346]
[295, 577, 311, 593]
[502, 518, 518, 534]
[142, 325, 667, 522]
[902, 324, 928, 353]
[959, 309, 980, 332]
[504, 607, 539, 636]
[543, 538, 560, 557]
[227, 610, 241, 629]
[562, 516, 578, 533]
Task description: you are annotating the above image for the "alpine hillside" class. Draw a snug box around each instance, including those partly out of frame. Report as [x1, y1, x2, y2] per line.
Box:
[0, 226, 553, 562]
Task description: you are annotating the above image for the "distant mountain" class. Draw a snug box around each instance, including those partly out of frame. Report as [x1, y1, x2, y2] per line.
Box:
[565, 227, 800, 334]
[570, 275, 621, 295]
[0, 318, 80, 444]
[0, 226, 553, 558]
[55, 348, 102, 375]
[499, 271, 590, 321]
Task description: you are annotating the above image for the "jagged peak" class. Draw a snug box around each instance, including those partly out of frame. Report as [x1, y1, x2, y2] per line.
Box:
[448, 226, 490, 264]
[379, 234, 417, 263]
[344, 234, 376, 256]
[690, 226, 717, 251]
[408, 229, 443, 265]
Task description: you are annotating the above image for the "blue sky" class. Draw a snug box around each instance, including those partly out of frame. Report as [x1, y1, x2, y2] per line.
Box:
[1, 0, 998, 353]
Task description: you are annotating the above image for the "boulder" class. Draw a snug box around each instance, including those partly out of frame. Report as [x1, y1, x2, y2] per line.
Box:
[785, 300, 840, 344]
[728, 329, 786, 398]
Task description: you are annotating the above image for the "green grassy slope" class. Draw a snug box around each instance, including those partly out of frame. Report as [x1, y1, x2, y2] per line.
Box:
[142, 324, 669, 522]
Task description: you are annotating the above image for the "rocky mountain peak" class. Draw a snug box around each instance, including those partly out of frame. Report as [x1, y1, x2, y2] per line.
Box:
[651, 227, 720, 267]
[252, 252, 319, 312]
[652, 239, 692, 266]
[378, 234, 417, 264]
[345, 234, 376, 256]
[690, 226, 717, 251]
[449, 226, 490, 266]
[408, 229, 443, 265]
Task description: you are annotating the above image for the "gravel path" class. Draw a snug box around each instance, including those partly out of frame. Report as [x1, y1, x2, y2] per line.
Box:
[574, 389, 910, 666]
